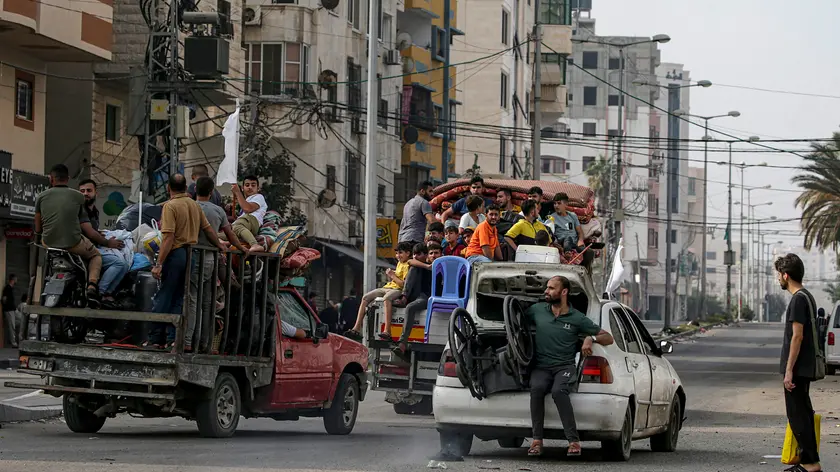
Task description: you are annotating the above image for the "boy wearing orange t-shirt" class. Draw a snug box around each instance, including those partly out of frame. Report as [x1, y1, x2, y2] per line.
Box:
[464, 204, 503, 263]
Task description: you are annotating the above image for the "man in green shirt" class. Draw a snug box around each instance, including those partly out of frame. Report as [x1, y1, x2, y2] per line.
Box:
[34, 165, 123, 300]
[525, 275, 613, 457]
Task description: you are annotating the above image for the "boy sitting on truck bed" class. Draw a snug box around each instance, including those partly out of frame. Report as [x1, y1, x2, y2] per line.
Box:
[394, 242, 443, 358]
[345, 241, 413, 341]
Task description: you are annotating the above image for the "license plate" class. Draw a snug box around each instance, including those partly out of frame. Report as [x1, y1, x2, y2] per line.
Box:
[28, 358, 53, 372]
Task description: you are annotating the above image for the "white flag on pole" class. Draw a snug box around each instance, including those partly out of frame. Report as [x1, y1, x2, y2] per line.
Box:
[217, 101, 240, 187]
[605, 238, 626, 296]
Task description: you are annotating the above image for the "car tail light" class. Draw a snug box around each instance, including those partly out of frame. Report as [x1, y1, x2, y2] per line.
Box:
[580, 356, 613, 384]
[438, 349, 458, 378]
[379, 363, 409, 377]
[829, 332, 835, 346]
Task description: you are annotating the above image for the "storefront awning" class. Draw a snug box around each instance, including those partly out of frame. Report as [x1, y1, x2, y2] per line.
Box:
[315, 239, 393, 269]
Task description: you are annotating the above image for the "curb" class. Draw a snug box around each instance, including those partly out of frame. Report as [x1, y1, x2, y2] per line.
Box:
[0, 403, 63, 424]
[654, 321, 728, 342]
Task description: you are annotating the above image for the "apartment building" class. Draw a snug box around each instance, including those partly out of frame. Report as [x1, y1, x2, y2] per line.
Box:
[452, 0, 570, 178]
[393, 0, 460, 205]
[0, 0, 114, 307]
[538, 16, 659, 306]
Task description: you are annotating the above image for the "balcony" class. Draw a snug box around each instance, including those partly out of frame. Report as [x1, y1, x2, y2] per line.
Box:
[531, 84, 567, 115]
[0, 0, 113, 61]
[401, 45, 432, 84]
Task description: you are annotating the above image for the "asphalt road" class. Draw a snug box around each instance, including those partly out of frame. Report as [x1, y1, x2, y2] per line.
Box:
[1, 323, 837, 472]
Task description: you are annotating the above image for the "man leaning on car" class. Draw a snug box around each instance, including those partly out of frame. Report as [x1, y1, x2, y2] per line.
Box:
[525, 275, 613, 457]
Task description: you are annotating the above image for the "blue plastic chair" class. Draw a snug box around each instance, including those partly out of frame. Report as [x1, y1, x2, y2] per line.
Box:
[424, 256, 471, 342]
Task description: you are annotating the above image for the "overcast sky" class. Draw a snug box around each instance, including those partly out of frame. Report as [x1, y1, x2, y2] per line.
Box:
[591, 0, 840, 250]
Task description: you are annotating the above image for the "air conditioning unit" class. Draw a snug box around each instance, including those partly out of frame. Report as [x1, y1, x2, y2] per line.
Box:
[384, 49, 402, 66]
[243, 6, 261, 25]
[348, 219, 363, 237]
[351, 115, 366, 135]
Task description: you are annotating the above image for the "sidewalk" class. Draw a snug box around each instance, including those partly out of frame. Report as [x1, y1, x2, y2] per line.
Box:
[0, 371, 63, 424]
[0, 347, 19, 369]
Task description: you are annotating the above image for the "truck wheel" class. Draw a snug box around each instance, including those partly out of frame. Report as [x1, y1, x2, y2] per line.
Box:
[602, 406, 633, 461]
[195, 372, 241, 438]
[63, 396, 106, 434]
[439, 431, 472, 457]
[828, 365, 837, 375]
[324, 373, 359, 435]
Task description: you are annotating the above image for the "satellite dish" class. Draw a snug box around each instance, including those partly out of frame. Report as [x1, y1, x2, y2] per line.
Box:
[321, 0, 339, 10]
[403, 126, 419, 144]
[243, 7, 256, 22]
[396, 32, 413, 50]
[317, 69, 338, 89]
[317, 188, 337, 208]
[402, 57, 415, 74]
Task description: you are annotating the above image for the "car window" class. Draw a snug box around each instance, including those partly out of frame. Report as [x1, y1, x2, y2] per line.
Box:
[276, 292, 314, 331]
[622, 306, 660, 355]
[608, 310, 628, 352]
[610, 307, 641, 354]
[833, 305, 840, 328]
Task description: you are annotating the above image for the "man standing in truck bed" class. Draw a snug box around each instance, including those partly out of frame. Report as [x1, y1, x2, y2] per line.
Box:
[146, 174, 225, 349]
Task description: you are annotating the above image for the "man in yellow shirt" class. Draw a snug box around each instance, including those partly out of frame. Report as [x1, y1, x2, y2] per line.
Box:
[505, 200, 552, 253]
[347, 241, 413, 341]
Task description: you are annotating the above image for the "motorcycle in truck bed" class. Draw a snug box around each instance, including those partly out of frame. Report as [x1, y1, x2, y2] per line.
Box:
[6, 245, 369, 438]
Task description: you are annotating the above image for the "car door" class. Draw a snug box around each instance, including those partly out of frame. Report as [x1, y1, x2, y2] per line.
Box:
[622, 305, 673, 429]
[608, 304, 653, 430]
[272, 291, 334, 406]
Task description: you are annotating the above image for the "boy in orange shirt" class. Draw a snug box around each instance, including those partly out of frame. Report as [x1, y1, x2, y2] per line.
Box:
[464, 204, 503, 263]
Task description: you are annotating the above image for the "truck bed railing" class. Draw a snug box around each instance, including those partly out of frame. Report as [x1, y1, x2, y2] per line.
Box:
[23, 243, 289, 359]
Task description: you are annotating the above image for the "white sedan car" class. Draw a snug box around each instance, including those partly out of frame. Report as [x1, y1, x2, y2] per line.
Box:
[433, 263, 685, 461]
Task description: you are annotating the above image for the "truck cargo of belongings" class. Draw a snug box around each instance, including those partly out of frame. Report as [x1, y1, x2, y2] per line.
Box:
[431, 178, 603, 264]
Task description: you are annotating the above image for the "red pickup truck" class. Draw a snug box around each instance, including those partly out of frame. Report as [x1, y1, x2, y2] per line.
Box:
[6, 249, 369, 438]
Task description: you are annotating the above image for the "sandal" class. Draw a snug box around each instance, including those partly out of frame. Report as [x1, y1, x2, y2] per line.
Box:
[567, 442, 582, 457]
[344, 329, 362, 340]
[378, 332, 393, 341]
[527, 440, 543, 457]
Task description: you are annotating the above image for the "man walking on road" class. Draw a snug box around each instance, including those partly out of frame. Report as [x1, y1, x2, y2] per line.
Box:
[2, 275, 17, 347]
[776, 253, 822, 472]
[525, 276, 613, 457]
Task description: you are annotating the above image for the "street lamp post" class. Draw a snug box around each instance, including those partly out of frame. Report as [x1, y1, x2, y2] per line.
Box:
[572, 34, 670, 263]
[674, 109, 740, 321]
[724, 137, 759, 321]
[734, 160, 766, 322]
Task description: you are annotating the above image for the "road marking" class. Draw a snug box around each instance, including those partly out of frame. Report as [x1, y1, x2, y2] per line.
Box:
[0, 389, 43, 403]
[0, 462, 369, 472]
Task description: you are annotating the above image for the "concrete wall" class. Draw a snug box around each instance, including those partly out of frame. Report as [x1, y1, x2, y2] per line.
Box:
[0, 53, 47, 174]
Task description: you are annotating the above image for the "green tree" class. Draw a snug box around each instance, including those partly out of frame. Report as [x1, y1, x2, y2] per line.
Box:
[824, 276, 840, 304]
[584, 155, 611, 212]
[793, 132, 840, 250]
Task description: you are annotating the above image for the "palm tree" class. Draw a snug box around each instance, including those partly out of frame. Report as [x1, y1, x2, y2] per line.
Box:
[793, 132, 840, 251]
[585, 155, 611, 214]
[824, 276, 840, 304]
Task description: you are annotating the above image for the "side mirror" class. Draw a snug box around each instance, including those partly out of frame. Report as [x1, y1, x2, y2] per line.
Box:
[659, 340, 674, 354]
[314, 323, 329, 340]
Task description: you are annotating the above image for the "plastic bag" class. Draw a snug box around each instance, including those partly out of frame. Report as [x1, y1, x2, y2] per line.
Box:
[139, 220, 162, 259]
[781, 414, 821, 465]
[132, 223, 155, 248]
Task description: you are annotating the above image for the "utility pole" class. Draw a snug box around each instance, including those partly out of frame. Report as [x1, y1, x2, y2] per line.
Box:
[663, 86, 676, 331]
[725, 142, 733, 319]
[531, 0, 542, 180]
[362, 0, 381, 294]
[634, 232, 642, 314]
[755, 219, 762, 322]
[698, 119, 709, 320]
[441, 0, 451, 181]
[738, 166, 744, 323]
[614, 47, 625, 244]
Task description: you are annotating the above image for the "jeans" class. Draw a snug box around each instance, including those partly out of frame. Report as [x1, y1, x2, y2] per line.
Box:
[530, 364, 579, 442]
[785, 376, 820, 464]
[98, 253, 129, 294]
[186, 252, 215, 349]
[399, 296, 428, 344]
[147, 247, 187, 345]
[3, 310, 17, 347]
[467, 255, 492, 264]
[557, 235, 580, 252]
